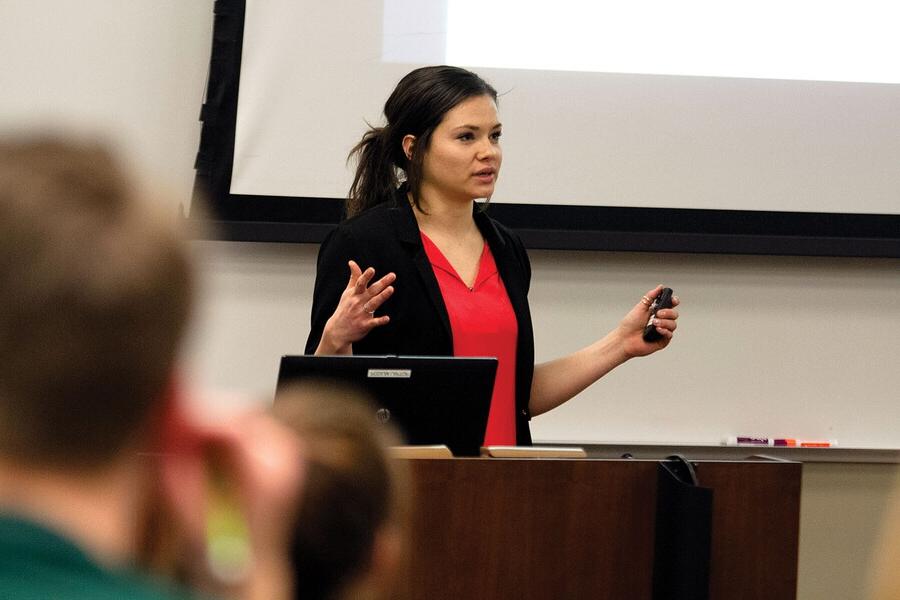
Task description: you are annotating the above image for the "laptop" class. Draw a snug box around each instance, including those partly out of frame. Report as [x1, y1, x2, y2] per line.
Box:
[275, 355, 498, 456]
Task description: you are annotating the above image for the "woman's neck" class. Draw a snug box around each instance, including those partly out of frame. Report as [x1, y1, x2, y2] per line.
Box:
[409, 189, 478, 239]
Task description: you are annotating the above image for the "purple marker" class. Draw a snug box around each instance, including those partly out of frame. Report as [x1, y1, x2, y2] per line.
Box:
[724, 436, 772, 446]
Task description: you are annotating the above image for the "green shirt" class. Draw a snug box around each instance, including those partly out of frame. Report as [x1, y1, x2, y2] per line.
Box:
[0, 513, 198, 600]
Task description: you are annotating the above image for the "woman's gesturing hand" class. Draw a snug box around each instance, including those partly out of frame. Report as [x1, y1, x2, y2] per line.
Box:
[316, 260, 396, 355]
[618, 285, 680, 359]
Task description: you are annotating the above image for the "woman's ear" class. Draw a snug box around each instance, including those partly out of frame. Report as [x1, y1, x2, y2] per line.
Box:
[401, 135, 415, 161]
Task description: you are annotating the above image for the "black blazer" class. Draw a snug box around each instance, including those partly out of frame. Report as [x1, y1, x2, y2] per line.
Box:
[305, 194, 535, 445]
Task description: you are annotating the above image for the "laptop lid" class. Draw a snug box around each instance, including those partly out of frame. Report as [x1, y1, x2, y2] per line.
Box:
[275, 355, 497, 457]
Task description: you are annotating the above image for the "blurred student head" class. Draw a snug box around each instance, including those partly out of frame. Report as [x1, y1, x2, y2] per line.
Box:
[0, 136, 305, 600]
[272, 381, 410, 600]
[0, 136, 192, 469]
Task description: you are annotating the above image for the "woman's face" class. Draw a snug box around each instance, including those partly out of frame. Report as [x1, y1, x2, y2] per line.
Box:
[416, 94, 502, 206]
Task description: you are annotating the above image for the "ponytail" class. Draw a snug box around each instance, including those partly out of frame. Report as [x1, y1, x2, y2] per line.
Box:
[346, 126, 398, 218]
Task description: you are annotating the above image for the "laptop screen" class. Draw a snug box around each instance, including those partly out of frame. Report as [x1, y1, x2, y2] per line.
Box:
[275, 355, 498, 456]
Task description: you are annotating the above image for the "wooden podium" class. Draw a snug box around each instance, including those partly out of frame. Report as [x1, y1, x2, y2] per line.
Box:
[400, 458, 801, 600]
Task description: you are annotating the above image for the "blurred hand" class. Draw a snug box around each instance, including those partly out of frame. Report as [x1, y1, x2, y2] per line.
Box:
[155, 392, 305, 600]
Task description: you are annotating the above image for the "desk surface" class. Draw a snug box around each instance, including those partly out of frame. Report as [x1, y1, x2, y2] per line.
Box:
[539, 441, 900, 463]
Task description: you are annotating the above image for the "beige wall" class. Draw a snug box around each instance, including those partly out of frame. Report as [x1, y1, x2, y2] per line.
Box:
[3, 2, 898, 597]
[187, 240, 900, 449]
[800, 464, 900, 599]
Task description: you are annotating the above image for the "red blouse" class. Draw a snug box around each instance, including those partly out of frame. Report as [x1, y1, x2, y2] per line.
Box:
[420, 232, 519, 445]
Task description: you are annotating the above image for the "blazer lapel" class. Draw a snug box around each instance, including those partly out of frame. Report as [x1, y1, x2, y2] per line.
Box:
[389, 200, 453, 344]
[476, 208, 530, 328]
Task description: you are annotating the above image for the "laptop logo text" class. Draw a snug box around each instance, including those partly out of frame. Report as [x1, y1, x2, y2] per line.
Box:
[367, 368, 412, 378]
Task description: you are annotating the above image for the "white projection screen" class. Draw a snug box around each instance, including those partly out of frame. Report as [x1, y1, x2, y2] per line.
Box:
[194, 0, 900, 256]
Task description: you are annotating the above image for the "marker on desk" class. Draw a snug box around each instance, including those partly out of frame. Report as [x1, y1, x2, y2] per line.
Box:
[799, 440, 838, 448]
[767, 439, 838, 448]
[725, 436, 837, 448]
[773, 438, 797, 447]
[724, 436, 772, 446]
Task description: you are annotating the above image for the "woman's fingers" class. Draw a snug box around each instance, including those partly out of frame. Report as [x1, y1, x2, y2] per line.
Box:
[649, 301, 678, 339]
[363, 284, 395, 315]
[371, 314, 391, 327]
[645, 285, 663, 301]
[346, 260, 363, 288]
[354, 266, 376, 294]
[656, 308, 679, 320]
[344, 262, 396, 325]
[641, 286, 680, 308]
[364, 272, 396, 300]
[638, 286, 679, 319]
[362, 282, 395, 311]
[652, 317, 677, 334]
[354, 269, 396, 313]
[322, 263, 395, 353]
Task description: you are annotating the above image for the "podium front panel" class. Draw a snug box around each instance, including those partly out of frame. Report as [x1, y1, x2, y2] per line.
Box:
[401, 458, 800, 600]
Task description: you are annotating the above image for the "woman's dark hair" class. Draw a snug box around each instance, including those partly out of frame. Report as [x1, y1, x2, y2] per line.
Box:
[346, 65, 498, 218]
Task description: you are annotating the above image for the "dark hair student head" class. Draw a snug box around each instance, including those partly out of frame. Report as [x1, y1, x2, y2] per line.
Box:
[272, 382, 409, 600]
[346, 65, 498, 217]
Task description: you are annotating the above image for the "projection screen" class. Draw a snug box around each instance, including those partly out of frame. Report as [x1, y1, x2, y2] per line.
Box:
[194, 0, 900, 256]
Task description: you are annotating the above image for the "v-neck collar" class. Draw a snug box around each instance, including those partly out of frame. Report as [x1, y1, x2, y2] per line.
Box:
[420, 231, 497, 291]
[387, 184, 513, 346]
